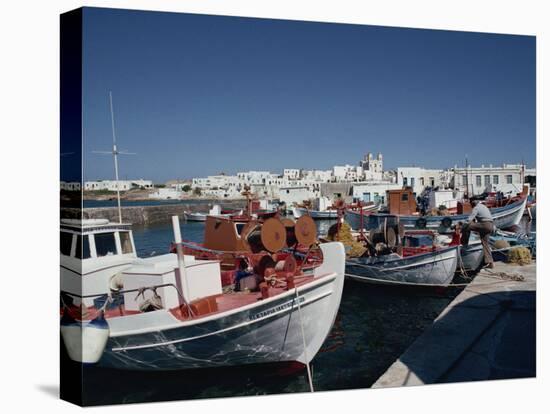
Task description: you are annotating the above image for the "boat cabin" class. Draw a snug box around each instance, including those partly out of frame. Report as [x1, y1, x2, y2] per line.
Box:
[60, 219, 138, 306]
[60, 218, 137, 260]
[387, 188, 417, 216]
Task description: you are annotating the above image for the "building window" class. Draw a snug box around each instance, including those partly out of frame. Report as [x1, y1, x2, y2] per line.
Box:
[463, 175, 468, 185]
[476, 175, 482, 187]
[493, 175, 499, 185]
[506, 175, 513, 184]
[410, 177, 415, 188]
[430, 177, 435, 187]
[403, 177, 408, 186]
[420, 177, 424, 186]
[484, 175, 490, 187]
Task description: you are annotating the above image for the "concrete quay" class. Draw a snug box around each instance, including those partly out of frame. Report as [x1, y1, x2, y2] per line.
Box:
[373, 261, 536, 387]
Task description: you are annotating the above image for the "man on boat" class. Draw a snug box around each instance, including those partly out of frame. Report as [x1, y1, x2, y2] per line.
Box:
[461, 199, 495, 269]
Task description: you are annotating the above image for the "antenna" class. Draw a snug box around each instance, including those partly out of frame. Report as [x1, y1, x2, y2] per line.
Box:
[92, 91, 135, 223]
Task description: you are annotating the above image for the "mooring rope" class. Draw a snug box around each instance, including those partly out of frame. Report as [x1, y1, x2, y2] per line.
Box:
[294, 286, 314, 392]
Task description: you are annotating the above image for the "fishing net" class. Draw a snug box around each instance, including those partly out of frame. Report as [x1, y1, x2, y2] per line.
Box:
[328, 221, 367, 258]
[507, 246, 532, 265]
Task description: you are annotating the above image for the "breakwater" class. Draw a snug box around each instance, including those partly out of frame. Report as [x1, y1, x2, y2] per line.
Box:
[62, 200, 245, 225]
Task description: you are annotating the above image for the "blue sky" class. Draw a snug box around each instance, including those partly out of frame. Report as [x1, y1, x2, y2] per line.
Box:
[82, 7, 536, 183]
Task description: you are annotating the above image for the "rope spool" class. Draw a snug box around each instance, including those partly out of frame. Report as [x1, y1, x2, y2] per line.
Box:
[386, 227, 397, 248]
[295, 215, 317, 247]
[247, 218, 287, 253]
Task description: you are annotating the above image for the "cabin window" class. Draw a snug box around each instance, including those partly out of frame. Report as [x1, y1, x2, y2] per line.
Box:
[476, 175, 482, 187]
[75, 234, 91, 259]
[506, 175, 513, 184]
[60, 232, 73, 256]
[94, 232, 117, 257]
[401, 193, 409, 202]
[119, 231, 133, 254]
[235, 223, 246, 235]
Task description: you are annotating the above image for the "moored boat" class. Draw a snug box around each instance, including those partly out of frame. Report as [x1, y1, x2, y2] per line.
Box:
[60, 214, 346, 371]
[346, 244, 459, 286]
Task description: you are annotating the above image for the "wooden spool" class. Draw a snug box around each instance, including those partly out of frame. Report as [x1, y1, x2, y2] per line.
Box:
[295, 215, 317, 247]
[260, 218, 287, 252]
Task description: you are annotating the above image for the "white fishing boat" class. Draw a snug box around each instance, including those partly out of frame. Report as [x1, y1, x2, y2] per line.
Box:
[184, 204, 226, 221]
[346, 244, 459, 286]
[60, 215, 346, 371]
[292, 196, 339, 220]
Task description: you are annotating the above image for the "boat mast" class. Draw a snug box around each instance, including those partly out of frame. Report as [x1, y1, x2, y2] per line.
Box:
[93, 91, 135, 224]
[109, 91, 123, 224]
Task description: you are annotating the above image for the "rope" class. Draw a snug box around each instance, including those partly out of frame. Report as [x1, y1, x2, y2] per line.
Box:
[294, 286, 314, 392]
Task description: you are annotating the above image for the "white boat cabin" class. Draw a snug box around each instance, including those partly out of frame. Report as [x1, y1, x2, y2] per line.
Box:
[60, 219, 138, 306]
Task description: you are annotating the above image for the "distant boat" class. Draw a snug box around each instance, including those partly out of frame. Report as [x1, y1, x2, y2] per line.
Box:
[292, 196, 341, 220]
[184, 204, 230, 221]
[346, 245, 459, 287]
[292, 206, 338, 220]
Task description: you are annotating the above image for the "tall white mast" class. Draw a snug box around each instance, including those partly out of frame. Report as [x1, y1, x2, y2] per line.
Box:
[109, 91, 123, 223]
[93, 91, 135, 224]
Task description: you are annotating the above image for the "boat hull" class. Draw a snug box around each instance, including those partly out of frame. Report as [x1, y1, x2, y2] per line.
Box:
[96, 243, 346, 371]
[345, 245, 459, 286]
[350, 197, 527, 231]
[292, 207, 338, 219]
[459, 241, 485, 272]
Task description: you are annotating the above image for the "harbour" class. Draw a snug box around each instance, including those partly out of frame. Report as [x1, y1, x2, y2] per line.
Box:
[62, 200, 535, 405]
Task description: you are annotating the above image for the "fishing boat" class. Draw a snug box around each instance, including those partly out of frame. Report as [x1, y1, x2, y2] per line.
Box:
[345, 232, 459, 286]
[292, 196, 339, 220]
[184, 204, 228, 221]
[347, 187, 528, 232]
[60, 214, 346, 370]
[342, 203, 380, 230]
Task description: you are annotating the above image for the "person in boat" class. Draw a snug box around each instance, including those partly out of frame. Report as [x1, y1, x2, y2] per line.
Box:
[234, 258, 256, 291]
[461, 199, 495, 269]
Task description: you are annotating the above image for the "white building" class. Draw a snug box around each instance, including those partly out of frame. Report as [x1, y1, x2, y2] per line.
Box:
[149, 188, 182, 200]
[84, 179, 152, 191]
[396, 167, 449, 197]
[278, 186, 317, 205]
[351, 181, 402, 204]
[359, 152, 384, 180]
[452, 164, 529, 196]
[283, 169, 301, 180]
[60, 181, 81, 191]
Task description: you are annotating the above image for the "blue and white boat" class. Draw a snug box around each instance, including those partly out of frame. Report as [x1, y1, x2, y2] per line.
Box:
[348, 196, 527, 232]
